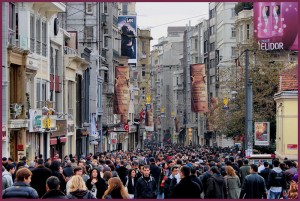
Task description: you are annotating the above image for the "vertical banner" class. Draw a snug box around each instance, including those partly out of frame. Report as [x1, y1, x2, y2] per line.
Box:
[254, 122, 270, 146]
[145, 104, 154, 131]
[118, 16, 137, 64]
[29, 109, 42, 132]
[254, 2, 298, 51]
[113, 66, 130, 115]
[190, 64, 208, 113]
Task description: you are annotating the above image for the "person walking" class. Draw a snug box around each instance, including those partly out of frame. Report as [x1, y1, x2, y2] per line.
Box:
[224, 165, 241, 199]
[267, 159, 287, 199]
[30, 158, 53, 197]
[2, 164, 15, 190]
[259, 161, 271, 186]
[134, 165, 157, 199]
[124, 169, 138, 199]
[66, 175, 96, 199]
[2, 168, 39, 199]
[285, 160, 298, 189]
[239, 164, 267, 199]
[172, 166, 201, 198]
[239, 159, 250, 186]
[164, 165, 179, 199]
[205, 166, 227, 199]
[86, 167, 107, 199]
[190, 167, 203, 195]
[41, 176, 68, 199]
[116, 160, 128, 185]
[102, 177, 129, 199]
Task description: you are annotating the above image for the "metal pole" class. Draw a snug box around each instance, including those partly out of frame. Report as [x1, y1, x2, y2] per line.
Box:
[248, 79, 253, 154]
[244, 49, 249, 154]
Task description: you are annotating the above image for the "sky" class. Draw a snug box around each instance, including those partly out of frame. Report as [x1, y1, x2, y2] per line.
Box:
[136, 2, 209, 48]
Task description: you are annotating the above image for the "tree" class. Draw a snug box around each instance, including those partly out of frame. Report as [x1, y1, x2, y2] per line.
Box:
[207, 39, 284, 149]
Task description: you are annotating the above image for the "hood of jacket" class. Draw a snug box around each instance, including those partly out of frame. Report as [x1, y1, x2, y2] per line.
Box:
[211, 174, 224, 184]
[272, 167, 283, 174]
[2, 170, 11, 177]
[70, 189, 88, 198]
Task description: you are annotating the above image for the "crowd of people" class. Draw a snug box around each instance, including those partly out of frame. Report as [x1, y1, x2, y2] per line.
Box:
[2, 142, 298, 199]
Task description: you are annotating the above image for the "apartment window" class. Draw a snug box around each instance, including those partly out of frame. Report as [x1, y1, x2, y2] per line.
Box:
[204, 41, 208, 53]
[246, 24, 250, 39]
[36, 79, 47, 108]
[97, 81, 102, 109]
[195, 39, 198, 50]
[240, 25, 243, 42]
[104, 2, 108, 13]
[141, 87, 145, 94]
[195, 57, 199, 63]
[86, 3, 93, 14]
[209, 8, 215, 19]
[42, 21, 47, 56]
[8, 3, 15, 30]
[210, 59, 215, 68]
[104, 71, 108, 82]
[85, 26, 93, 38]
[231, 47, 236, 58]
[210, 76, 215, 84]
[68, 81, 73, 117]
[209, 42, 215, 51]
[142, 68, 145, 77]
[231, 27, 236, 38]
[209, 26, 215, 35]
[36, 18, 41, 54]
[122, 3, 128, 15]
[30, 14, 35, 52]
[231, 8, 236, 18]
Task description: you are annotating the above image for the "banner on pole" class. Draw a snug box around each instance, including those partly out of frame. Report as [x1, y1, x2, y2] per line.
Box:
[254, 122, 270, 146]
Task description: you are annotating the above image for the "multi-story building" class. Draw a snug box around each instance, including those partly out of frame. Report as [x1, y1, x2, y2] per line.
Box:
[2, 2, 67, 161]
[136, 28, 152, 148]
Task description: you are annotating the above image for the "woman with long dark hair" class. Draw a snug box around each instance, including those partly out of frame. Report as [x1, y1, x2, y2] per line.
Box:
[86, 168, 107, 199]
[124, 169, 138, 199]
[50, 160, 67, 193]
[102, 177, 129, 199]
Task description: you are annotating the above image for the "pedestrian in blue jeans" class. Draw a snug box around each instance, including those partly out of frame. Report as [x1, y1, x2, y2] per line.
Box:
[267, 159, 287, 199]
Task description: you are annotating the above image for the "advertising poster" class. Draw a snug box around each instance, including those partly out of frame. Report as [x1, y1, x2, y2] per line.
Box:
[118, 15, 137, 64]
[254, 2, 298, 51]
[190, 64, 208, 113]
[29, 109, 42, 132]
[113, 66, 130, 115]
[254, 122, 270, 146]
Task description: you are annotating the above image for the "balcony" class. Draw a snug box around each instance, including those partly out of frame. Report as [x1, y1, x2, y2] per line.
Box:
[64, 46, 78, 55]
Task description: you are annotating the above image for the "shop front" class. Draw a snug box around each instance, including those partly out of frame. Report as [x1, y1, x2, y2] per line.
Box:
[50, 119, 67, 159]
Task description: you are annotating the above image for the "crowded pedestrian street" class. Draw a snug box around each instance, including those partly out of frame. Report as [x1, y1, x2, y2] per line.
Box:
[2, 1, 298, 199]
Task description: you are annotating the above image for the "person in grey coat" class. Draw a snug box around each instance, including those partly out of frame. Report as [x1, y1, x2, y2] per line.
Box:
[224, 165, 241, 199]
[2, 164, 15, 190]
[239, 159, 250, 186]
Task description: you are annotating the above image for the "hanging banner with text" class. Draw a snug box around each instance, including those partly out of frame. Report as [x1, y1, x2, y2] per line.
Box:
[113, 66, 130, 115]
[254, 2, 298, 51]
[29, 109, 43, 132]
[190, 64, 208, 113]
[254, 122, 270, 146]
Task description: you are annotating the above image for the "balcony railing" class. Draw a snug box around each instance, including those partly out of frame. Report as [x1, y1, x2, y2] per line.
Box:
[64, 46, 78, 55]
[30, 38, 35, 52]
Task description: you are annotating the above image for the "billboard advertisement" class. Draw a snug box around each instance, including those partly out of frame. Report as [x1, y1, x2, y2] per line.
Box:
[190, 64, 208, 113]
[254, 122, 270, 146]
[254, 2, 298, 51]
[113, 66, 130, 115]
[29, 109, 42, 132]
[118, 15, 137, 64]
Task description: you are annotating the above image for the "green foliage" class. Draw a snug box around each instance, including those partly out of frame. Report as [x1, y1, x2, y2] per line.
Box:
[235, 2, 254, 15]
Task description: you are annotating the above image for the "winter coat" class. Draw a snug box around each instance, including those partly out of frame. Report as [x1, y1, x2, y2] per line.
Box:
[199, 170, 211, 193]
[240, 165, 250, 186]
[63, 165, 73, 177]
[150, 164, 161, 186]
[2, 171, 13, 190]
[52, 170, 66, 193]
[285, 167, 298, 188]
[172, 176, 201, 198]
[134, 176, 157, 198]
[2, 181, 39, 199]
[86, 177, 107, 198]
[239, 173, 267, 199]
[66, 189, 96, 199]
[41, 189, 68, 199]
[163, 175, 177, 198]
[116, 166, 128, 184]
[30, 165, 53, 197]
[259, 167, 271, 186]
[205, 173, 227, 199]
[190, 175, 203, 194]
[225, 175, 241, 199]
[267, 167, 287, 190]
[124, 176, 138, 194]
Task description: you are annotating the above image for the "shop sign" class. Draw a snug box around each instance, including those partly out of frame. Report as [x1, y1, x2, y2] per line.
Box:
[111, 139, 117, 144]
[51, 120, 67, 137]
[42, 115, 56, 129]
[29, 109, 42, 132]
[287, 144, 297, 150]
[17, 144, 24, 151]
[129, 125, 137, 133]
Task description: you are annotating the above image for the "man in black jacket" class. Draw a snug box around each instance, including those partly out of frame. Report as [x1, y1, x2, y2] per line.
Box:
[259, 161, 271, 185]
[239, 164, 267, 199]
[190, 167, 203, 195]
[164, 165, 179, 198]
[149, 157, 161, 188]
[267, 159, 287, 199]
[172, 166, 201, 198]
[205, 166, 227, 199]
[134, 165, 157, 198]
[116, 160, 128, 185]
[63, 160, 73, 178]
[41, 176, 68, 199]
[30, 159, 53, 197]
